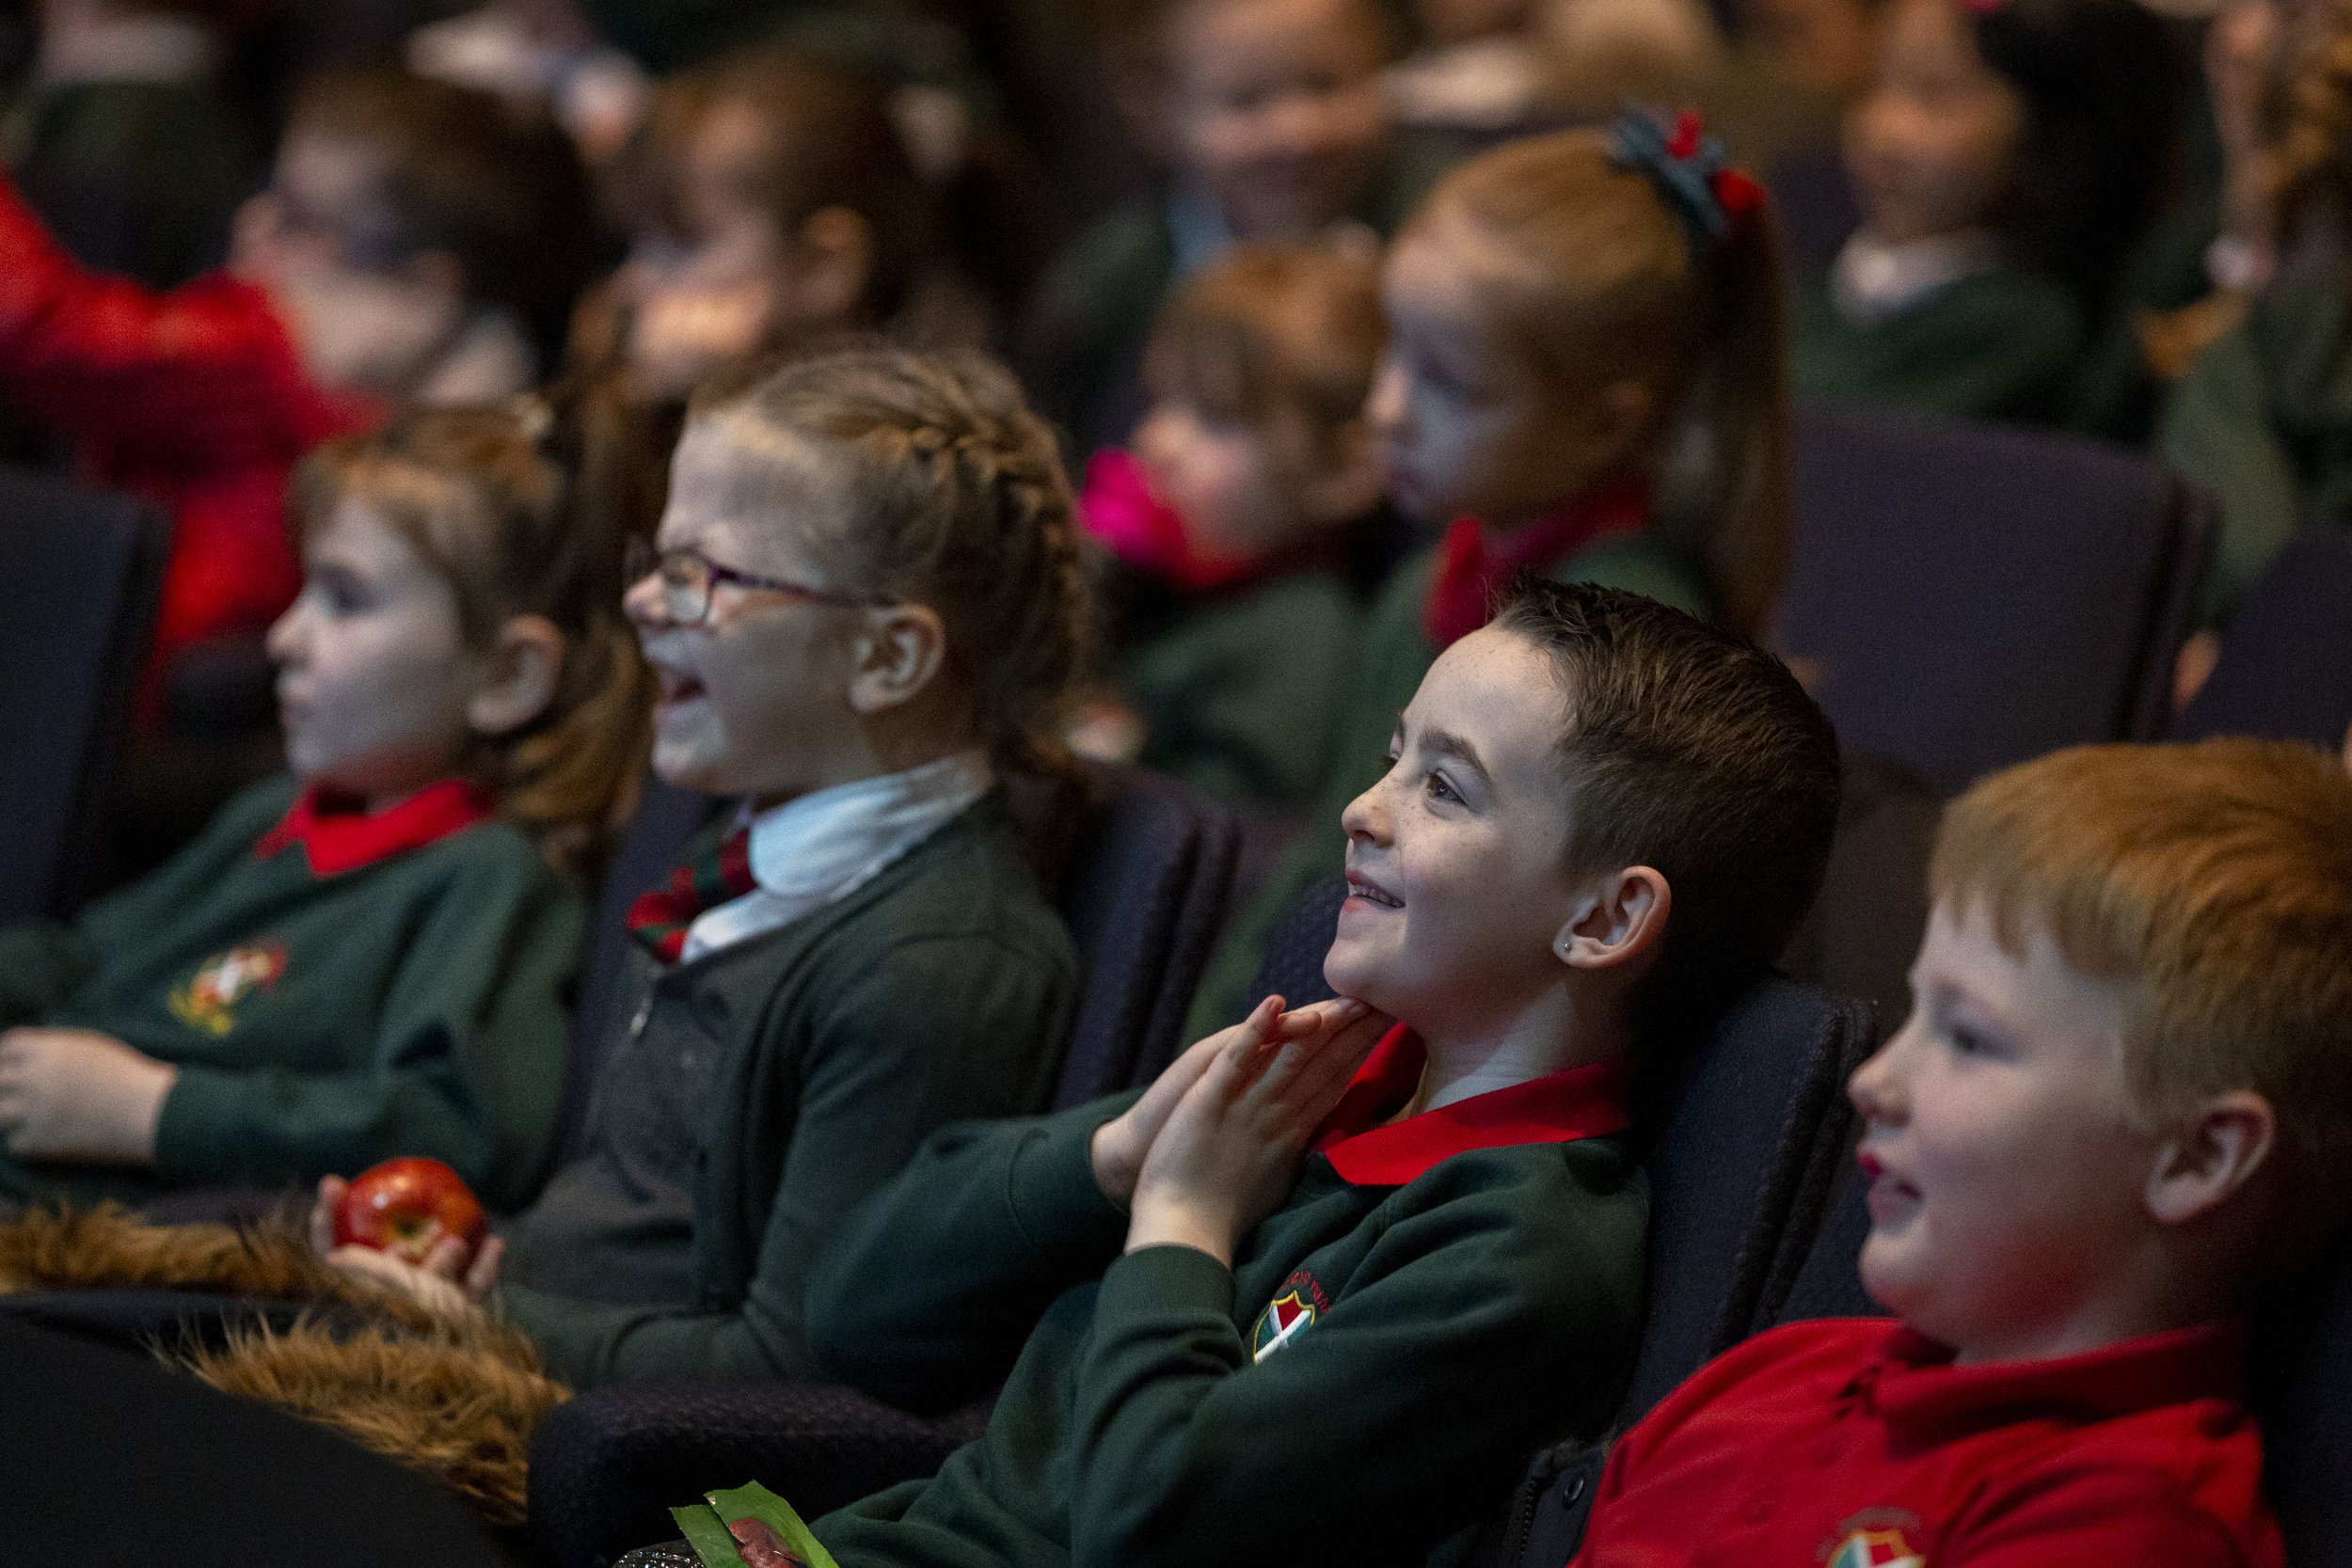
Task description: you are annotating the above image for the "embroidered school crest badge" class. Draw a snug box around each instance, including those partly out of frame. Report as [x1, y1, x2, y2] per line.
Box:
[168, 941, 288, 1037]
[1826, 1528, 1925, 1568]
[1250, 1290, 1320, 1362]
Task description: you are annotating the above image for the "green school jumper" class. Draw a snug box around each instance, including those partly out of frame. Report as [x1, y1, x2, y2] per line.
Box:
[1793, 271, 2084, 425]
[1183, 531, 1703, 1038]
[495, 794, 1079, 1387]
[804, 1026, 1648, 1568]
[1117, 566, 1365, 808]
[0, 776, 580, 1212]
[2159, 271, 2352, 623]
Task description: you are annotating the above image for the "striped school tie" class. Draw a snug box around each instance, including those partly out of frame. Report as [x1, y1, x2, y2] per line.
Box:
[628, 827, 757, 963]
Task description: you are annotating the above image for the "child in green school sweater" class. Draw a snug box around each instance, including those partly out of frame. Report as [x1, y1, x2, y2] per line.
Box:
[650, 580, 1841, 1568]
[1188, 113, 1795, 1036]
[310, 349, 1088, 1390]
[0, 393, 653, 1212]
[1075, 239, 1390, 809]
[1793, 0, 2174, 426]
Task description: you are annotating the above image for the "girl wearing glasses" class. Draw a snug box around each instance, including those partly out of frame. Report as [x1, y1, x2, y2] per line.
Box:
[0, 388, 653, 1217]
[310, 347, 1089, 1395]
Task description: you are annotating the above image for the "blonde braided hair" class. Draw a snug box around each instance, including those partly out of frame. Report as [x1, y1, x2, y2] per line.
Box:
[691, 348, 1093, 772]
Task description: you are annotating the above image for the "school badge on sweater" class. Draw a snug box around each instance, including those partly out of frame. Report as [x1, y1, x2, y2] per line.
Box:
[169, 941, 287, 1037]
[1248, 1271, 1330, 1363]
[1827, 1527, 1925, 1568]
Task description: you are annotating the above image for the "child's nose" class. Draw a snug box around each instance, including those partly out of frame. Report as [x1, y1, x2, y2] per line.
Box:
[622, 568, 669, 628]
[1340, 783, 1388, 844]
[1847, 1032, 1908, 1125]
[1364, 357, 1406, 434]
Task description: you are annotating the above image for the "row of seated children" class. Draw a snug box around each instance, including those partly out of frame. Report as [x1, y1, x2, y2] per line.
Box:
[597, 691, 2352, 1566]
[0, 345, 1095, 1396]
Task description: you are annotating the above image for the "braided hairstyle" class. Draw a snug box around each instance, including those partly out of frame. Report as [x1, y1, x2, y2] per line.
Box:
[690, 348, 1092, 776]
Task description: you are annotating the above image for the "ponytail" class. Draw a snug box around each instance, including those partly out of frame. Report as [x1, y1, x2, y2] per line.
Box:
[1688, 198, 1793, 644]
[1604, 109, 1792, 642]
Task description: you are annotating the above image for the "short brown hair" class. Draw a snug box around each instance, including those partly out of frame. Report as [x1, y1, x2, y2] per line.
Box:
[291, 385, 659, 875]
[1147, 239, 1386, 443]
[1931, 739, 2352, 1243]
[689, 348, 1091, 771]
[1494, 578, 1841, 1041]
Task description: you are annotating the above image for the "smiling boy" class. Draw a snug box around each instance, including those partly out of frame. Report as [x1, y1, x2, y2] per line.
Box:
[689, 580, 1844, 1568]
[1564, 737, 2352, 1567]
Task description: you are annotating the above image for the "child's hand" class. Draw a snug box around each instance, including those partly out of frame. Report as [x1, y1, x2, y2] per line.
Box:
[1090, 996, 1350, 1209]
[308, 1175, 504, 1318]
[1123, 998, 1388, 1266]
[0, 1028, 177, 1164]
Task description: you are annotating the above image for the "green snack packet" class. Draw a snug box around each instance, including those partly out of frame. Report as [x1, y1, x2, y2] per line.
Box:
[671, 1501, 750, 1568]
[706, 1482, 841, 1568]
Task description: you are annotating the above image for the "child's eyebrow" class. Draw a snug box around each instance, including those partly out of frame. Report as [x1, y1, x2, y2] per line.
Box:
[1422, 726, 1492, 788]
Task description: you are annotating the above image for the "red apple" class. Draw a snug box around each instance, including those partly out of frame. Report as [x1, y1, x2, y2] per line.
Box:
[332, 1157, 486, 1266]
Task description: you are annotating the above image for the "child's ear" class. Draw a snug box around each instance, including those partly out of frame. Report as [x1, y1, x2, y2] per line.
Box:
[784, 206, 876, 329]
[1297, 417, 1386, 526]
[1552, 865, 1672, 974]
[848, 603, 950, 716]
[2145, 1090, 2277, 1228]
[468, 614, 565, 737]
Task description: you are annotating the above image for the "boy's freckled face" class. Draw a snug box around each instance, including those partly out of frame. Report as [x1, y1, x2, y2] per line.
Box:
[1843, 0, 2025, 245]
[1369, 216, 1619, 529]
[1850, 900, 2164, 1356]
[1324, 626, 1581, 1035]
[1167, 0, 1391, 240]
[628, 425, 868, 804]
[267, 499, 483, 804]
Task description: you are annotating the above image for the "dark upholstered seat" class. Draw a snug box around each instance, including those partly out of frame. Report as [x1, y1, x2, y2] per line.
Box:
[1781, 407, 2212, 795]
[0, 463, 167, 923]
[2174, 527, 2352, 751]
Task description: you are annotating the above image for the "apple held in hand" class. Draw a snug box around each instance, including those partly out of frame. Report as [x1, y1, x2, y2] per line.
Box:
[332, 1156, 486, 1266]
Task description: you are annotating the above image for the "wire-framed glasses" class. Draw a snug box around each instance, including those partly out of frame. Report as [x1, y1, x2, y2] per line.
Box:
[624, 537, 873, 626]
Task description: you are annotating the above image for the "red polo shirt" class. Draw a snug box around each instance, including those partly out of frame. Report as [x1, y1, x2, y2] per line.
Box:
[1570, 1318, 2280, 1568]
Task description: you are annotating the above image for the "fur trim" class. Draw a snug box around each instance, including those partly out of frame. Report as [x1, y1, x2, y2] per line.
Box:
[0, 1204, 569, 1524]
[186, 1315, 566, 1525]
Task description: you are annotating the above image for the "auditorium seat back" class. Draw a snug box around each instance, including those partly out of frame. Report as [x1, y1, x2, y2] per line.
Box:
[2173, 527, 2352, 750]
[0, 465, 167, 922]
[1780, 408, 2212, 795]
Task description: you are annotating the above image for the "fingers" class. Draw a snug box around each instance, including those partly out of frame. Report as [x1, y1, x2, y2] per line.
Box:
[465, 1235, 505, 1300]
[308, 1177, 346, 1255]
[1252, 999, 1373, 1098]
[422, 1234, 469, 1280]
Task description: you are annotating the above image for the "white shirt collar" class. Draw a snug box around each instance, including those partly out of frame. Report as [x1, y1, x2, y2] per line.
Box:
[1831, 229, 2001, 325]
[678, 751, 994, 963]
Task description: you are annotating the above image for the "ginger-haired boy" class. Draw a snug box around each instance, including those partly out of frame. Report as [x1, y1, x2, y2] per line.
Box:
[1565, 736, 2352, 1567]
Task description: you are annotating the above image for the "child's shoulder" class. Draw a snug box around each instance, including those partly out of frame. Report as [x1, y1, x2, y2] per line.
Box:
[2239, 268, 2352, 424]
[811, 790, 1072, 960]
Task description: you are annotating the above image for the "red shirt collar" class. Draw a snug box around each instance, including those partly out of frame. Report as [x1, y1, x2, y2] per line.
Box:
[1420, 472, 1653, 648]
[1309, 1022, 1633, 1186]
[253, 779, 496, 878]
[1851, 1320, 2248, 1444]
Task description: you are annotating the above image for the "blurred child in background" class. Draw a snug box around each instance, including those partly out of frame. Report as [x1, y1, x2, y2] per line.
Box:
[2163, 0, 2352, 626]
[316, 350, 1087, 1389]
[1187, 112, 1793, 1035]
[0, 390, 652, 1214]
[0, 67, 591, 702]
[1076, 239, 1387, 810]
[1023, 0, 1452, 455]
[1793, 0, 2174, 425]
[578, 46, 982, 414]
